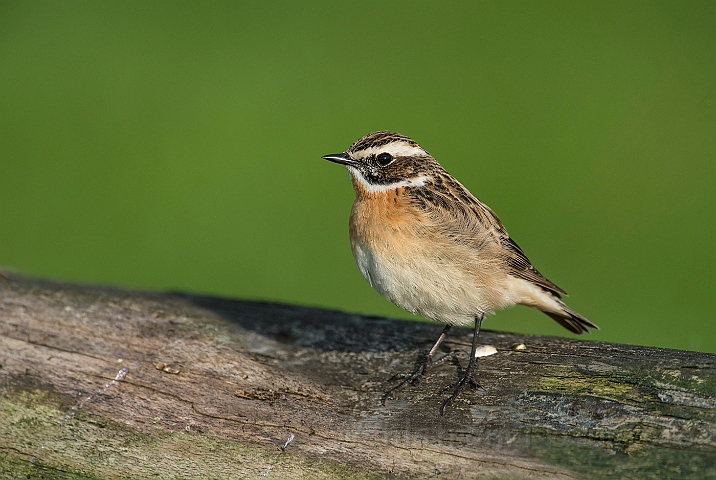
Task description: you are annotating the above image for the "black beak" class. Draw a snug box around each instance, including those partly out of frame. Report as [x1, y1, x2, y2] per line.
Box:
[322, 152, 355, 166]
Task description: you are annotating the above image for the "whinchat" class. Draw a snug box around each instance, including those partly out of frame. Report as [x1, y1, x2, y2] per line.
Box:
[323, 131, 598, 414]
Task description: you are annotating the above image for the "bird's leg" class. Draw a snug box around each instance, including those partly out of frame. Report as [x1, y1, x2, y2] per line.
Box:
[381, 325, 451, 405]
[439, 314, 484, 415]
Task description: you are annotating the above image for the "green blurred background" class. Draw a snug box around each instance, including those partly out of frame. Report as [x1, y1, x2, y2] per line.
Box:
[1, 1, 714, 352]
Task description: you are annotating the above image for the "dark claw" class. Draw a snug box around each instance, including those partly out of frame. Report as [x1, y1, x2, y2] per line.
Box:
[381, 352, 434, 405]
[381, 325, 453, 406]
[439, 373, 473, 415]
[439, 361, 486, 415]
[381, 318, 485, 415]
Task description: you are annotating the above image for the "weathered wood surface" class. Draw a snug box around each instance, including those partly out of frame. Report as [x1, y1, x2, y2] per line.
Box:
[0, 273, 715, 479]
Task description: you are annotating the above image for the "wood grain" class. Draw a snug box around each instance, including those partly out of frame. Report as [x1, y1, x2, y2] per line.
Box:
[1, 273, 714, 479]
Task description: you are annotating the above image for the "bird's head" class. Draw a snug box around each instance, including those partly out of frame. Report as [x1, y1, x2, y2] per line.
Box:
[323, 131, 437, 193]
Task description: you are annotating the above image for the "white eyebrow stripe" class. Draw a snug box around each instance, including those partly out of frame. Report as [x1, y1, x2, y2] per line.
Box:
[354, 143, 428, 159]
[347, 166, 428, 193]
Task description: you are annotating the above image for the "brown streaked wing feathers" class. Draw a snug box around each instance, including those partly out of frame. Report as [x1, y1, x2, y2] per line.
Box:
[545, 301, 599, 334]
[408, 172, 568, 297]
[500, 236, 567, 296]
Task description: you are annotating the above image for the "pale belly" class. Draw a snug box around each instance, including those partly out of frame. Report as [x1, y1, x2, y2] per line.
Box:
[350, 235, 511, 326]
[344, 183, 549, 324]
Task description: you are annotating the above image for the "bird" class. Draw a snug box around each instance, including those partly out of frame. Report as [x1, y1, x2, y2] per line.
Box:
[323, 131, 597, 414]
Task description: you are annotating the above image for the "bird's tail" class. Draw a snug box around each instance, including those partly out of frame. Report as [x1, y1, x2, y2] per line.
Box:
[543, 300, 599, 335]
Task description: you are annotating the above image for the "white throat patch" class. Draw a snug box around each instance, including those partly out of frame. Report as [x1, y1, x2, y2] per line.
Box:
[347, 166, 428, 193]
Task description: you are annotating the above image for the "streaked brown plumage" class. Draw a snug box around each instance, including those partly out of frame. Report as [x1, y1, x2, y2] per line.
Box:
[323, 131, 597, 413]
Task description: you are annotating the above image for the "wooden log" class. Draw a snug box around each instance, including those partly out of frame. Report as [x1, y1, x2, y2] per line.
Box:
[0, 273, 714, 479]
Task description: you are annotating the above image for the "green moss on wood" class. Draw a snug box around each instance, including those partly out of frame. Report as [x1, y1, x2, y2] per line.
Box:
[0, 382, 386, 480]
[537, 368, 635, 399]
[523, 435, 716, 480]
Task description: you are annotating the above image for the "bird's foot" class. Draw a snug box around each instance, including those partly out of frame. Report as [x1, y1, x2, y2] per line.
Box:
[381, 351, 455, 405]
[439, 362, 482, 415]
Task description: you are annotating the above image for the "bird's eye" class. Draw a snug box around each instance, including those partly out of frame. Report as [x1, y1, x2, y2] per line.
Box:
[376, 153, 394, 167]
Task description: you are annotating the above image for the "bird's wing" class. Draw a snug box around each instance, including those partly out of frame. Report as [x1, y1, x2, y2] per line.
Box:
[499, 235, 567, 296]
[407, 174, 567, 297]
